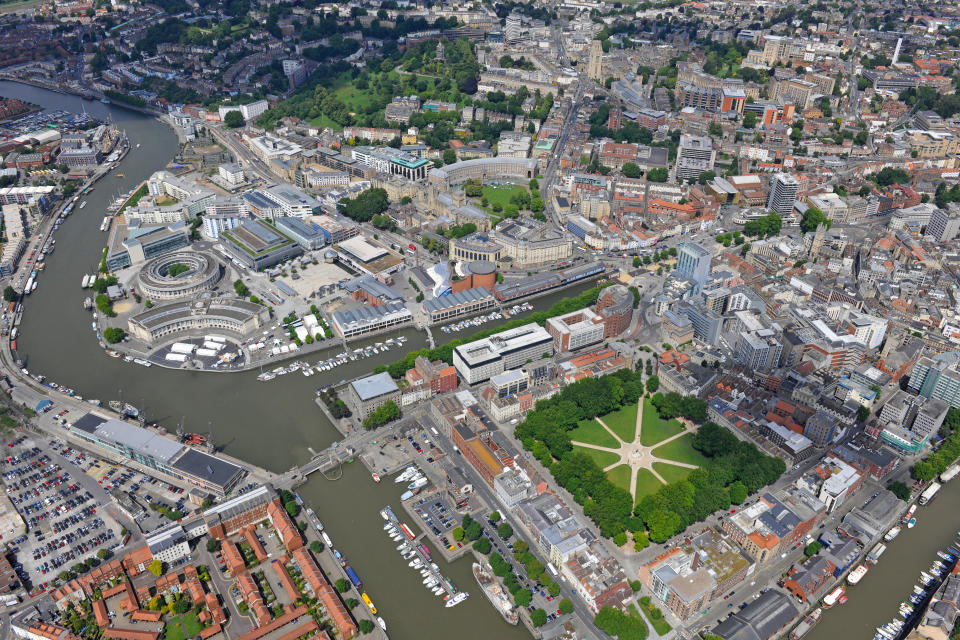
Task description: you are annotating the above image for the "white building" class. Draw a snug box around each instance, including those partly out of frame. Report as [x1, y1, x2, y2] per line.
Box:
[453, 323, 554, 384]
[145, 523, 191, 564]
[218, 162, 245, 186]
[218, 99, 268, 121]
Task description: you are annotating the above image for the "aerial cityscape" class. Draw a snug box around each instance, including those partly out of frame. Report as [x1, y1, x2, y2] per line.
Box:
[0, 0, 957, 639]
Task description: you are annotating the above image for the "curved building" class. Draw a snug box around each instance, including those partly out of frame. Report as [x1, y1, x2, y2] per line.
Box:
[596, 285, 634, 338]
[128, 294, 269, 344]
[136, 251, 223, 300]
[428, 157, 538, 190]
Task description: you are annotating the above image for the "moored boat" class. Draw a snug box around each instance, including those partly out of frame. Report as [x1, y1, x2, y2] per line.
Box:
[847, 564, 869, 585]
[445, 592, 469, 608]
[473, 562, 519, 625]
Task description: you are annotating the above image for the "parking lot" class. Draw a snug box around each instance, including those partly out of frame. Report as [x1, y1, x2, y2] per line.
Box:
[1, 434, 123, 592]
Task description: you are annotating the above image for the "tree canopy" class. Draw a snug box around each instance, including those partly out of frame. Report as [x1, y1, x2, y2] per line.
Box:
[338, 188, 390, 222]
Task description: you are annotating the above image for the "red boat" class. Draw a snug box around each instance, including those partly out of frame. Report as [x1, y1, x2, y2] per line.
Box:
[372, 472, 381, 483]
[184, 433, 207, 445]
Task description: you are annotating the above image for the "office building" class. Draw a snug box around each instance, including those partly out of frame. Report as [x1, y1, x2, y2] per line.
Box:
[453, 323, 554, 384]
[804, 411, 839, 447]
[676, 242, 712, 289]
[676, 134, 715, 181]
[546, 308, 605, 352]
[767, 173, 799, 216]
[908, 354, 960, 409]
[676, 300, 722, 345]
[347, 372, 401, 419]
[221, 219, 304, 271]
[928, 206, 960, 242]
[734, 329, 783, 371]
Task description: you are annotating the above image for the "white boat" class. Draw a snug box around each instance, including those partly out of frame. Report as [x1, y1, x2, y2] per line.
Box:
[79, 201, 87, 209]
[445, 592, 469, 608]
[423, 576, 436, 585]
[391, 533, 402, 541]
[433, 586, 445, 595]
[885, 526, 902, 542]
[377, 617, 386, 631]
[31, 281, 38, 293]
[395, 467, 418, 483]
[847, 564, 868, 585]
[321, 532, 332, 547]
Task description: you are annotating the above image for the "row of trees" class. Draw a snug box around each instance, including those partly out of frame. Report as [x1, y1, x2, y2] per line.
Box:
[337, 188, 389, 223]
[362, 400, 400, 429]
[913, 408, 960, 481]
[635, 422, 785, 541]
[515, 369, 647, 537]
[742, 211, 782, 238]
[374, 285, 610, 379]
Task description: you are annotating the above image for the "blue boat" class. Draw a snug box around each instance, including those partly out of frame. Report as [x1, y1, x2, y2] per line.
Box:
[345, 566, 362, 589]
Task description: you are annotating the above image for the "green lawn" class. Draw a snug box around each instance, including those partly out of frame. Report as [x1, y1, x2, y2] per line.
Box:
[308, 113, 343, 131]
[569, 419, 619, 448]
[651, 433, 710, 467]
[573, 446, 621, 470]
[640, 399, 685, 446]
[607, 465, 632, 493]
[653, 462, 694, 485]
[162, 613, 202, 640]
[600, 403, 639, 443]
[634, 468, 664, 501]
[482, 184, 528, 209]
[637, 601, 673, 635]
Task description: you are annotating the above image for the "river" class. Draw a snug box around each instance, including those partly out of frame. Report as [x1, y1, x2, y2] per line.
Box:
[1, 80, 586, 640]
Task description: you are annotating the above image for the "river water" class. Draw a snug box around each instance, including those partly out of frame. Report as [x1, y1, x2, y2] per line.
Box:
[1, 80, 590, 640]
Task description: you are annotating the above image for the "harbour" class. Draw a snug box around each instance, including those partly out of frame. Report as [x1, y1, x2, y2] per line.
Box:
[0, 80, 538, 640]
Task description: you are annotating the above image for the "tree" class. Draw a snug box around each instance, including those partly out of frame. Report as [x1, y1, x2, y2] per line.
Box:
[489, 511, 501, 523]
[148, 560, 164, 577]
[97, 548, 110, 559]
[497, 522, 513, 539]
[800, 207, 831, 233]
[474, 537, 492, 554]
[889, 481, 911, 501]
[514, 588, 532, 607]
[335, 578, 351, 593]
[233, 279, 250, 297]
[804, 541, 822, 557]
[358, 619, 375, 634]
[645, 376, 660, 393]
[729, 481, 748, 505]
[613, 532, 627, 546]
[362, 400, 401, 429]
[206, 538, 221, 552]
[310, 540, 324, 553]
[338, 188, 389, 222]
[709, 122, 723, 138]
[647, 167, 668, 183]
[103, 327, 126, 344]
[556, 598, 574, 615]
[698, 170, 716, 184]
[223, 110, 245, 128]
[443, 149, 457, 164]
[742, 111, 758, 129]
[531, 609, 548, 627]
[857, 405, 871, 422]
[173, 599, 191, 614]
[621, 162, 642, 178]
[3, 286, 15, 302]
[452, 526, 465, 541]
[285, 500, 299, 518]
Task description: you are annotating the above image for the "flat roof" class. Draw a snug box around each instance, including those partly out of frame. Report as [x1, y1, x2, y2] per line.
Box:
[339, 236, 388, 263]
[172, 448, 244, 489]
[350, 372, 400, 401]
[85, 416, 184, 464]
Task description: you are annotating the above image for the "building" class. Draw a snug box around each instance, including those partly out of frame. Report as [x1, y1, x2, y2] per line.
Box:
[734, 330, 783, 371]
[423, 287, 497, 324]
[515, 492, 592, 566]
[587, 39, 603, 82]
[908, 354, 960, 409]
[596, 285, 633, 338]
[451, 421, 516, 488]
[218, 163, 245, 186]
[221, 219, 304, 270]
[803, 411, 839, 447]
[676, 242, 712, 290]
[218, 99, 268, 121]
[275, 217, 327, 250]
[711, 589, 800, 640]
[406, 356, 458, 396]
[145, 523, 190, 565]
[331, 300, 412, 339]
[928, 206, 960, 242]
[105, 222, 191, 271]
[767, 173, 799, 216]
[347, 372, 401, 419]
[127, 296, 269, 345]
[563, 543, 632, 614]
[676, 134, 715, 182]
[453, 323, 554, 384]
[69, 413, 245, 495]
[546, 308, 605, 352]
[639, 529, 753, 621]
[676, 300, 723, 345]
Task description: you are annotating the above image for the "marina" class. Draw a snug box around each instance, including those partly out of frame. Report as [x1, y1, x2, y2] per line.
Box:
[439, 303, 533, 333]
[380, 504, 468, 607]
[258, 337, 409, 382]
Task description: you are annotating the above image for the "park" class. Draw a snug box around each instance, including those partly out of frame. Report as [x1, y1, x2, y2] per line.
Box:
[569, 398, 710, 504]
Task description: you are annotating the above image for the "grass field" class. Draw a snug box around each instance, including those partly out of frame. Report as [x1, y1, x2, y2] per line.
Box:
[653, 461, 694, 485]
[634, 468, 663, 501]
[651, 434, 710, 467]
[482, 184, 527, 210]
[640, 400, 685, 446]
[637, 600, 673, 635]
[574, 446, 620, 470]
[569, 419, 619, 448]
[601, 403, 639, 443]
[308, 113, 343, 131]
[607, 465, 632, 493]
[163, 613, 202, 640]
